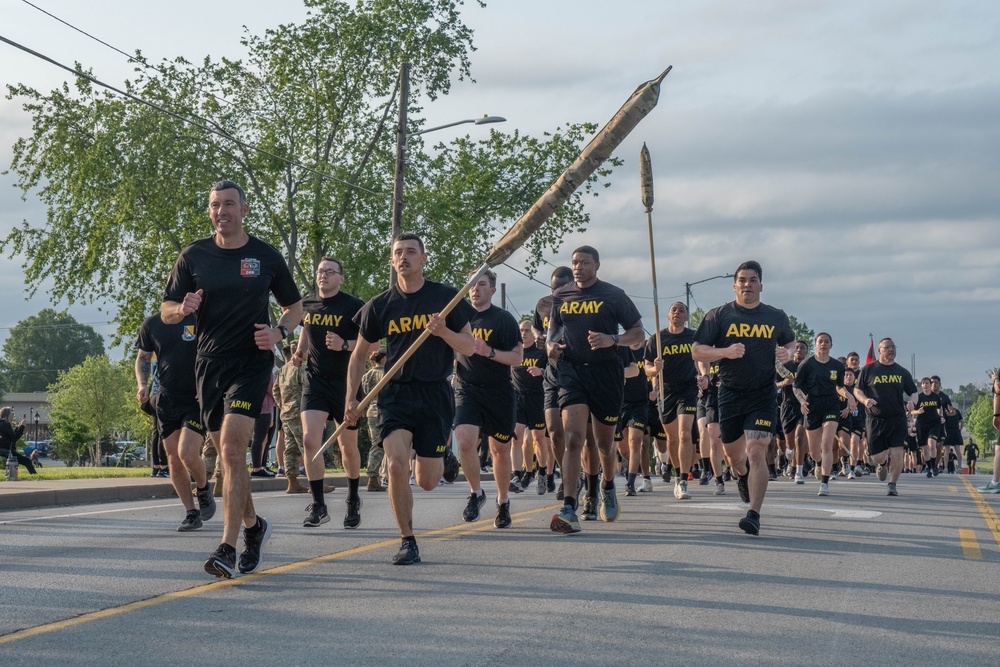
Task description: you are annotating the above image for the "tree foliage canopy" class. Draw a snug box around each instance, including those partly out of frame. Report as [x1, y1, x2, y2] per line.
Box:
[0, 308, 105, 392]
[4, 0, 617, 343]
[965, 392, 997, 449]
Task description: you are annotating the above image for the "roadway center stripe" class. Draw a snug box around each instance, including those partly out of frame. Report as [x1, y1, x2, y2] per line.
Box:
[958, 528, 982, 560]
[960, 476, 1000, 551]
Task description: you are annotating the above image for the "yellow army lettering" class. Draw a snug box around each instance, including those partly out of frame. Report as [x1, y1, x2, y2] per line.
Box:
[435, 444, 447, 453]
[872, 375, 902, 384]
[558, 300, 605, 315]
[520, 358, 539, 368]
[230, 400, 253, 411]
[472, 327, 494, 342]
[661, 343, 692, 356]
[302, 313, 343, 327]
[754, 418, 772, 427]
[387, 314, 431, 336]
[725, 323, 776, 338]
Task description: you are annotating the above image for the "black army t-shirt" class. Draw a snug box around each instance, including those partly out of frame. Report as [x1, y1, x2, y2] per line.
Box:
[644, 328, 697, 393]
[855, 362, 918, 418]
[621, 347, 648, 404]
[532, 295, 554, 338]
[355, 280, 473, 384]
[548, 279, 642, 365]
[693, 301, 794, 393]
[300, 291, 365, 379]
[456, 304, 520, 387]
[794, 356, 845, 402]
[512, 344, 547, 395]
[913, 391, 943, 426]
[136, 313, 198, 395]
[164, 236, 301, 358]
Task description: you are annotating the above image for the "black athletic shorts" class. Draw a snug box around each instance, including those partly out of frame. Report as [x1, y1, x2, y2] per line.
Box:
[455, 382, 515, 443]
[697, 393, 719, 424]
[196, 352, 272, 432]
[378, 380, 454, 458]
[915, 421, 943, 445]
[867, 415, 907, 456]
[780, 399, 802, 434]
[943, 429, 963, 447]
[515, 391, 546, 430]
[301, 372, 360, 430]
[620, 400, 648, 431]
[718, 385, 779, 445]
[543, 362, 561, 412]
[805, 397, 841, 432]
[153, 390, 205, 440]
[659, 384, 698, 426]
[557, 359, 624, 426]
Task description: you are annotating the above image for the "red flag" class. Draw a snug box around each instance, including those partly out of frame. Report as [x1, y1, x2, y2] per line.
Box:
[865, 337, 875, 365]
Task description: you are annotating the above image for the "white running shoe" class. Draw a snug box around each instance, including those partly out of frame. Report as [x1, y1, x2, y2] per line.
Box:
[638, 478, 653, 493]
[817, 482, 830, 497]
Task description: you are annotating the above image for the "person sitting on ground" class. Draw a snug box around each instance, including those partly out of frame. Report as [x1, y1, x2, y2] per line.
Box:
[0, 407, 38, 475]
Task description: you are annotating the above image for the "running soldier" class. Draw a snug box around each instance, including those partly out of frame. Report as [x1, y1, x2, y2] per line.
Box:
[548, 246, 644, 534]
[454, 270, 522, 528]
[912, 377, 944, 478]
[778, 341, 809, 483]
[692, 260, 794, 536]
[620, 343, 649, 496]
[162, 180, 302, 578]
[294, 257, 366, 529]
[273, 344, 309, 494]
[344, 233, 475, 565]
[135, 312, 215, 531]
[696, 359, 725, 495]
[853, 338, 919, 496]
[646, 301, 699, 500]
[512, 320, 552, 494]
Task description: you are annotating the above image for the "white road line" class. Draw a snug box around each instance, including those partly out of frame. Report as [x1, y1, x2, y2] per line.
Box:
[0, 502, 181, 524]
[683, 502, 882, 519]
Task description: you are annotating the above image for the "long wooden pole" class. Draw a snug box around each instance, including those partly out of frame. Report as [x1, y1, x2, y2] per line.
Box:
[640, 143, 664, 402]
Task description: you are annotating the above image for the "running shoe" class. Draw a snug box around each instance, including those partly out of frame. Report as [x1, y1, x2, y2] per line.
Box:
[494, 500, 512, 529]
[854, 464, 864, 477]
[714, 480, 726, 496]
[177, 509, 203, 532]
[237, 517, 272, 574]
[738, 509, 760, 536]
[537, 473, 548, 495]
[462, 490, 487, 522]
[794, 472, 805, 484]
[817, 482, 830, 497]
[932, 466, 939, 477]
[876, 464, 888, 481]
[392, 539, 420, 565]
[508, 479, 524, 494]
[196, 484, 216, 522]
[977, 480, 1000, 493]
[276, 467, 285, 477]
[547, 475, 556, 493]
[846, 470, 855, 480]
[303, 503, 330, 527]
[204, 543, 236, 579]
[599, 487, 620, 522]
[926, 468, 933, 479]
[638, 478, 653, 493]
[886, 482, 898, 496]
[581, 497, 598, 521]
[555, 481, 564, 500]
[625, 484, 637, 497]
[550, 505, 581, 534]
[736, 473, 750, 503]
[344, 496, 362, 529]
[662, 468, 672, 483]
[699, 469, 712, 486]
[250, 468, 274, 478]
[674, 479, 691, 500]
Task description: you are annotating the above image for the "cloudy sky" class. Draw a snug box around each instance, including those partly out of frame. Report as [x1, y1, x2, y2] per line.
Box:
[2, 0, 998, 392]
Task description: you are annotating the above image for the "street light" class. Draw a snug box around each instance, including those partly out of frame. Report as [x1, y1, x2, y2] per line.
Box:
[685, 273, 734, 314]
[390, 62, 506, 283]
[34, 411, 39, 445]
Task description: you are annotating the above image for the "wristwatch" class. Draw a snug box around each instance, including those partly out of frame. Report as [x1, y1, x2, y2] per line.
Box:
[341, 339, 350, 352]
[276, 324, 289, 339]
[488, 347, 496, 359]
[611, 333, 620, 345]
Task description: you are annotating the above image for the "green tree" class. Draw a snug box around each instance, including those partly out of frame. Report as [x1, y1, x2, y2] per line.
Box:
[47, 356, 138, 466]
[0, 309, 105, 392]
[689, 307, 706, 330]
[788, 316, 815, 346]
[966, 393, 997, 449]
[5, 0, 617, 344]
[49, 412, 91, 467]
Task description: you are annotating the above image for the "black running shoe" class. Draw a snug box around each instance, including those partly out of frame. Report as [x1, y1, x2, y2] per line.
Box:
[581, 497, 598, 521]
[392, 539, 420, 565]
[555, 482, 564, 500]
[508, 479, 524, 494]
[737, 473, 750, 504]
[547, 475, 556, 493]
[237, 517, 272, 574]
[344, 497, 362, 529]
[738, 509, 760, 536]
[250, 468, 275, 478]
[462, 490, 487, 522]
[494, 501, 512, 528]
[196, 484, 216, 522]
[304, 503, 330, 527]
[204, 543, 236, 579]
[178, 509, 203, 532]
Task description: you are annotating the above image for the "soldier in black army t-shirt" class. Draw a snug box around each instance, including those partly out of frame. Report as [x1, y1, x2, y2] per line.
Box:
[136, 312, 214, 532]
[854, 337, 919, 495]
[911, 377, 945, 478]
[344, 233, 475, 565]
[162, 180, 302, 579]
[547, 246, 644, 534]
[454, 270, 523, 528]
[692, 260, 794, 536]
[512, 320, 552, 495]
[293, 257, 366, 530]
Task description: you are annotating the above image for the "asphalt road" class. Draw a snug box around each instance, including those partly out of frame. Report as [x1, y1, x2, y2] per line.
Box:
[1, 472, 998, 666]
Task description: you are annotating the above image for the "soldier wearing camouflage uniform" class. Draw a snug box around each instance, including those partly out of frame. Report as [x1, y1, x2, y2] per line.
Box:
[361, 346, 387, 491]
[273, 344, 309, 494]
